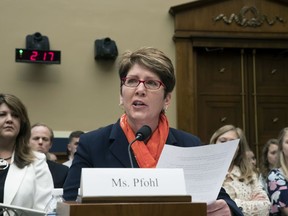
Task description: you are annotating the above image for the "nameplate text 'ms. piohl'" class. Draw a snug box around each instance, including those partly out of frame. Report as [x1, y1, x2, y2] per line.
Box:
[80, 168, 187, 198]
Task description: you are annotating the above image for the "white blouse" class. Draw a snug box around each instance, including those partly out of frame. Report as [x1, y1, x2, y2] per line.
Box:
[223, 165, 271, 216]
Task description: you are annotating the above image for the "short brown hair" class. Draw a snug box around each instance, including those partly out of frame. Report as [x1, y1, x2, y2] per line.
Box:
[118, 47, 175, 98]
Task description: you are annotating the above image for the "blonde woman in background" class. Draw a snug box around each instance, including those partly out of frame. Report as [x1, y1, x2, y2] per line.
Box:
[260, 138, 279, 194]
[210, 124, 270, 216]
[268, 128, 288, 215]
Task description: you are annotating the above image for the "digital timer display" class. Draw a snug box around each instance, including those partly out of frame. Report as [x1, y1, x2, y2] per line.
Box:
[15, 48, 61, 64]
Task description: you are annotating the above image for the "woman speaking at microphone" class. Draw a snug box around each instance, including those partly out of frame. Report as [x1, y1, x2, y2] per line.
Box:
[63, 47, 243, 216]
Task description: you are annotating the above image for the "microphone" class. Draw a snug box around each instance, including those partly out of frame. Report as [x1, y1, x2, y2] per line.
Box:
[135, 125, 152, 141]
[128, 125, 152, 168]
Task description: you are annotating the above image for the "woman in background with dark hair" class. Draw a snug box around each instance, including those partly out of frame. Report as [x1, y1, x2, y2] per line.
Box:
[268, 128, 288, 215]
[0, 93, 53, 213]
[260, 138, 279, 194]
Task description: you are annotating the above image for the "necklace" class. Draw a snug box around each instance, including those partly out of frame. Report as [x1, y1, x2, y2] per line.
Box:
[0, 156, 11, 170]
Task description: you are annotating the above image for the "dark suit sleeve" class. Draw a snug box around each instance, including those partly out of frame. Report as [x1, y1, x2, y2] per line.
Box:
[47, 160, 69, 188]
[63, 126, 113, 200]
[217, 187, 243, 216]
[63, 133, 93, 201]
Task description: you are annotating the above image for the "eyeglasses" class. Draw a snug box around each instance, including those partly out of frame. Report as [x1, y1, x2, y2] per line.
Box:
[121, 77, 165, 90]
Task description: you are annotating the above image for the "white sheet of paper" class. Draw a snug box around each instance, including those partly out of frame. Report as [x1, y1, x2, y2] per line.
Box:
[156, 139, 239, 204]
[0, 203, 46, 216]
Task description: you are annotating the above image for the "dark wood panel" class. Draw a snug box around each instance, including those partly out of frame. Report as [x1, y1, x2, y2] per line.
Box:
[57, 202, 207, 216]
[257, 98, 288, 143]
[198, 96, 243, 144]
[175, 40, 197, 133]
[249, 97, 288, 159]
[255, 49, 288, 95]
[170, 0, 288, 34]
[196, 48, 242, 94]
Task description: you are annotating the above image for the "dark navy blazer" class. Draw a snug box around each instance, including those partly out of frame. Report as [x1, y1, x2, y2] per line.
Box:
[47, 160, 69, 188]
[63, 120, 243, 216]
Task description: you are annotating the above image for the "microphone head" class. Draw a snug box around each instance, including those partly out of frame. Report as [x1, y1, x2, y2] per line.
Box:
[135, 125, 152, 141]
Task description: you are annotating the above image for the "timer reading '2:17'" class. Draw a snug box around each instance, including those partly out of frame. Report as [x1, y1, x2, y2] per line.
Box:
[15, 48, 61, 64]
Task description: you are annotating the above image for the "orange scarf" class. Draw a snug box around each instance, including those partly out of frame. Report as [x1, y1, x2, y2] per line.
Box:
[120, 113, 169, 168]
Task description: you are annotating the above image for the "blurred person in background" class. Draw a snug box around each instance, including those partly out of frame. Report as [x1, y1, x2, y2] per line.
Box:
[29, 123, 69, 188]
[259, 138, 279, 194]
[63, 130, 84, 168]
[246, 149, 257, 168]
[267, 128, 288, 215]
